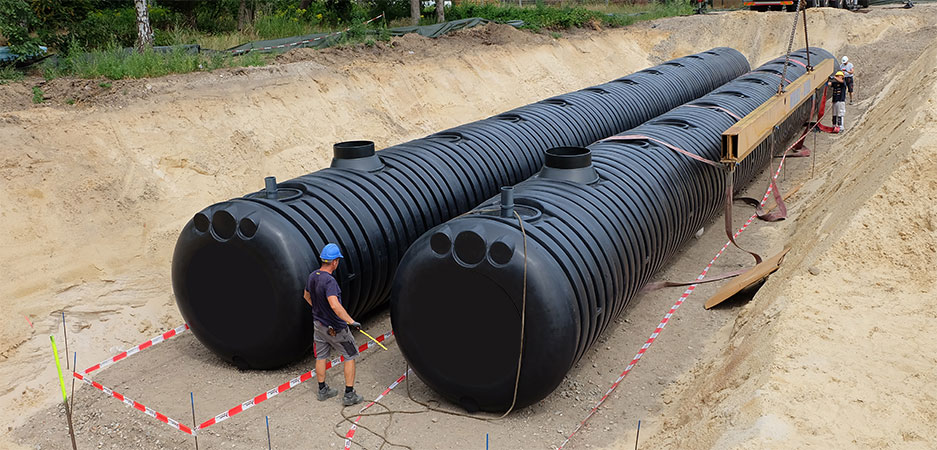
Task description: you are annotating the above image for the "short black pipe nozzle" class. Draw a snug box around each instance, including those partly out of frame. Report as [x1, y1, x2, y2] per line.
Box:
[500, 186, 514, 218]
[264, 176, 278, 200]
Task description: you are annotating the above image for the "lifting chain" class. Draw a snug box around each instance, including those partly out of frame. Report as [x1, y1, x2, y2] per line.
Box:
[779, 0, 805, 93]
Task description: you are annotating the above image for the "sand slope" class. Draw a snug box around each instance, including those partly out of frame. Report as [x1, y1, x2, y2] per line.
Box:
[643, 22, 937, 450]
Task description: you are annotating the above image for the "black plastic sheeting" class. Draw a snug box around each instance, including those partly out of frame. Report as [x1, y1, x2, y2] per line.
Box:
[223, 17, 523, 54]
[171, 48, 750, 370]
[391, 48, 835, 412]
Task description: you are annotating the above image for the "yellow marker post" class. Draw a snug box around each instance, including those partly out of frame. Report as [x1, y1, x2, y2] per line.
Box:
[358, 330, 388, 351]
[50, 335, 68, 403]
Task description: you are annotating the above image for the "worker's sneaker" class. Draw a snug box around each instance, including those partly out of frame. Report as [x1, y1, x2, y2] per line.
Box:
[342, 390, 364, 406]
[317, 384, 338, 401]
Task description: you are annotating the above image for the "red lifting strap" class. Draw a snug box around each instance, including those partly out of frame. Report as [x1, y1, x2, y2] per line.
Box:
[814, 84, 840, 133]
[602, 133, 763, 266]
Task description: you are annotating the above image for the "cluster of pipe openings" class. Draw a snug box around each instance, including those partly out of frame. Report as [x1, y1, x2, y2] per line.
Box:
[171, 48, 750, 369]
[391, 48, 834, 412]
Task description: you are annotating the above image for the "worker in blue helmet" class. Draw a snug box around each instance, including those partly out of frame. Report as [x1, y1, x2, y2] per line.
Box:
[303, 243, 364, 406]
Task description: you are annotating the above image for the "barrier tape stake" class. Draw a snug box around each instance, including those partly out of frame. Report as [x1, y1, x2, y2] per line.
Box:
[62, 312, 69, 370]
[51, 336, 78, 450]
[635, 420, 641, 450]
[190, 393, 199, 450]
[70, 352, 77, 412]
[266, 416, 272, 450]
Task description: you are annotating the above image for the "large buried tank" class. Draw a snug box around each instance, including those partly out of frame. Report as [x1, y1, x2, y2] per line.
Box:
[391, 48, 834, 411]
[172, 48, 750, 369]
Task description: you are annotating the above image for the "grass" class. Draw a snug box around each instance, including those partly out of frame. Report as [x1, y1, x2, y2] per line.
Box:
[39, 46, 268, 80]
[32, 86, 44, 103]
[163, 10, 345, 51]
[0, 66, 25, 84]
[445, 0, 693, 30]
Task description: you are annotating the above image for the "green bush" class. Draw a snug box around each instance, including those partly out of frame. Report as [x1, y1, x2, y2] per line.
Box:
[31, 85, 44, 103]
[254, 5, 326, 39]
[325, 0, 353, 22]
[30, 0, 96, 29]
[0, 0, 43, 58]
[194, 0, 239, 34]
[0, 65, 25, 82]
[73, 6, 178, 50]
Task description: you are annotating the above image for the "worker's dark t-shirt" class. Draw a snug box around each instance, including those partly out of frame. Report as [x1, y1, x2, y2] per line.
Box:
[831, 80, 847, 103]
[306, 270, 346, 329]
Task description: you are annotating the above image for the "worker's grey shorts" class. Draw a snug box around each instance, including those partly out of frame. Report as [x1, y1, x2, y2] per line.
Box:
[314, 321, 359, 361]
[833, 101, 846, 116]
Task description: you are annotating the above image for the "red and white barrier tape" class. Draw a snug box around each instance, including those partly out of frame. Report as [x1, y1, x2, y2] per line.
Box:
[74, 321, 391, 437]
[557, 114, 819, 449]
[83, 324, 190, 375]
[228, 14, 385, 55]
[343, 369, 412, 449]
[199, 331, 395, 430]
[72, 371, 196, 436]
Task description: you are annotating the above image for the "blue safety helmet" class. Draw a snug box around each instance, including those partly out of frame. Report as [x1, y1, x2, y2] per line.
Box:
[320, 243, 343, 261]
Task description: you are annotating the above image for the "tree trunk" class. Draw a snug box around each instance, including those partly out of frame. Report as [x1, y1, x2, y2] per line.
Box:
[410, 0, 420, 25]
[134, 0, 154, 53]
[238, 0, 252, 31]
[435, 0, 445, 23]
[299, 0, 314, 8]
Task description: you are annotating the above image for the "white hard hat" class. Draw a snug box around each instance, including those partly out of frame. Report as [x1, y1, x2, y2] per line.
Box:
[842, 56, 848, 63]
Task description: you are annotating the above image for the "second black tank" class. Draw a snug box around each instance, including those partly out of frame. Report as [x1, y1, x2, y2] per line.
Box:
[391, 48, 834, 411]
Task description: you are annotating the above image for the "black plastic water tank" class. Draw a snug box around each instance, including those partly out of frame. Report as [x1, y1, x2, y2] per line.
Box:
[172, 48, 751, 369]
[391, 48, 833, 410]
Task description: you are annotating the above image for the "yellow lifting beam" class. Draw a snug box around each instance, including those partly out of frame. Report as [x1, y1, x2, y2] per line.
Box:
[721, 57, 834, 164]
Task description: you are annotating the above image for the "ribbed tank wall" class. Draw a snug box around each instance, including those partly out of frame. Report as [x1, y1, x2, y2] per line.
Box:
[172, 48, 750, 369]
[390, 48, 834, 411]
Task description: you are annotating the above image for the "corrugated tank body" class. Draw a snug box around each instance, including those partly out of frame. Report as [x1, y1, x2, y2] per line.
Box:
[391, 48, 833, 411]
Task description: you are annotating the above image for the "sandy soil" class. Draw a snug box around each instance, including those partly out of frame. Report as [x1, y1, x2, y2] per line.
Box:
[640, 18, 937, 450]
[1, 5, 935, 450]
